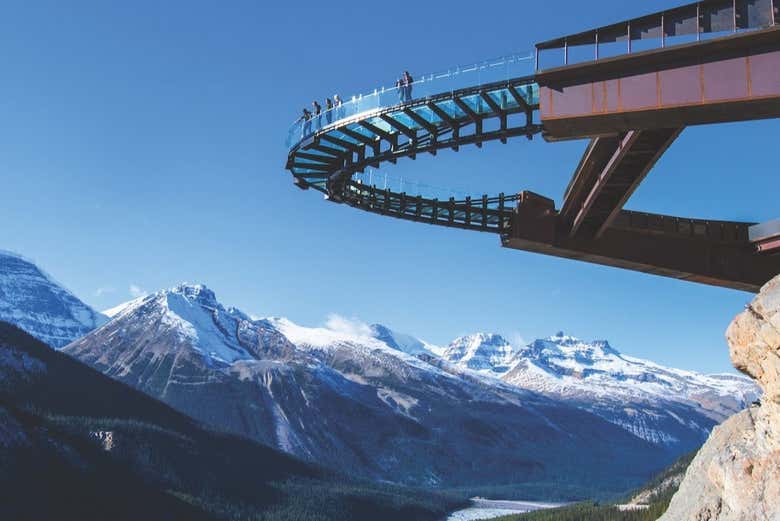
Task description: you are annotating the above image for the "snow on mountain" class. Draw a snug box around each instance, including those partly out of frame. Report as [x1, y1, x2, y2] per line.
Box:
[263, 316, 450, 375]
[66, 284, 671, 490]
[0, 250, 106, 348]
[368, 323, 442, 356]
[257, 317, 756, 452]
[1, 246, 758, 483]
[498, 332, 759, 448]
[102, 298, 143, 318]
[443, 333, 517, 373]
[502, 332, 757, 409]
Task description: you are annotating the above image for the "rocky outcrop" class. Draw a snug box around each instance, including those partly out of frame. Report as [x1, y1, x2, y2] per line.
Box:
[728, 276, 780, 404]
[661, 275, 780, 521]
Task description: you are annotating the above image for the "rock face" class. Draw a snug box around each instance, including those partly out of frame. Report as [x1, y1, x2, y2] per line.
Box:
[661, 275, 780, 521]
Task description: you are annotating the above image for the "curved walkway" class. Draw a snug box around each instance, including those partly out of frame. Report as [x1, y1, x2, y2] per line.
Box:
[284, 57, 540, 232]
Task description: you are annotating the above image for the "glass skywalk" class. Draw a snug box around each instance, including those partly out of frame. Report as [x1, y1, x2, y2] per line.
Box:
[286, 53, 538, 150]
[283, 51, 543, 231]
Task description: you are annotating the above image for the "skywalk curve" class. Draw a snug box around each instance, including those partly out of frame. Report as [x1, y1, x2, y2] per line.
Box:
[284, 54, 541, 233]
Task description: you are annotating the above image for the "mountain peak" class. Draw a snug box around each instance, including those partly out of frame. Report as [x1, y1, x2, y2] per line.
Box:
[368, 323, 432, 355]
[85, 283, 266, 366]
[0, 250, 106, 348]
[518, 334, 622, 369]
[164, 283, 218, 306]
[443, 332, 515, 373]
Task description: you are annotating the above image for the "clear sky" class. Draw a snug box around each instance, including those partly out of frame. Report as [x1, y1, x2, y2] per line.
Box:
[1, 0, 776, 373]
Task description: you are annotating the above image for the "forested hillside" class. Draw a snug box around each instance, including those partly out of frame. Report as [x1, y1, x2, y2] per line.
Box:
[487, 452, 695, 521]
[0, 321, 462, 520]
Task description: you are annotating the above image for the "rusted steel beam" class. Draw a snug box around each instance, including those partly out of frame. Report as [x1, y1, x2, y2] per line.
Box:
[592, 128, 682, 238]
[504, 193, 780, 292]
[569, 131, 642, 237]
[537, 27, 780, 140]
[536, 0, 775, 57]
[751, 219, 780, 253]
[566, 128, 683, 238]
[560, 134, 622, 224]
[757, 237, 780, 253]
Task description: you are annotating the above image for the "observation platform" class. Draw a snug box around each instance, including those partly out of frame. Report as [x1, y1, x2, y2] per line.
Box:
[284, 0, 780, 293]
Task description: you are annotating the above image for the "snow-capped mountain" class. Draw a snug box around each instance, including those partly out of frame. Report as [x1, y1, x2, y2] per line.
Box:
[443, 333, 517, 373]
[499, 332, 759, 448]
[65, 284, 669, 492]
[368, 323, 441, 356]
[0, 251, 105, 348]
[0, 250, 757, 489]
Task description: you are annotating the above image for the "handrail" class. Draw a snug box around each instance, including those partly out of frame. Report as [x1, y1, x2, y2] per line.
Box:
[286, 52, 534, 149]
[343, 180, 520, 233]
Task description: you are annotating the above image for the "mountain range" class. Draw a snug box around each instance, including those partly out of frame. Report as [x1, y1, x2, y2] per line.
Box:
[0, 320, 459, 520]
[446, 331, 756, 447]
[0, 250, 760, 498]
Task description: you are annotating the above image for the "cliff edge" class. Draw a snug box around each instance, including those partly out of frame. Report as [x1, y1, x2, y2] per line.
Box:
[661, 275, 780, 521]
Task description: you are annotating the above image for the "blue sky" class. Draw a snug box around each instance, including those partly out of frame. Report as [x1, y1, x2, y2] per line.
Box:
[1, 0, 776, 373]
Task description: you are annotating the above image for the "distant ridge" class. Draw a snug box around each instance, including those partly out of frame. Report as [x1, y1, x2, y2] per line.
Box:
[0, 250, 105, 348]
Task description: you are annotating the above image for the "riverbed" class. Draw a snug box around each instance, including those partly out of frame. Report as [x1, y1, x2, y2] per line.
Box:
[446, 498, 565, 521]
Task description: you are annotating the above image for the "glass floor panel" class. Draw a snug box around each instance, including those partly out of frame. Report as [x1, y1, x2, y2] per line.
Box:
[410, 106, 442, 125]
[388, 111, 419, 130]
[432, 99, 466, 119]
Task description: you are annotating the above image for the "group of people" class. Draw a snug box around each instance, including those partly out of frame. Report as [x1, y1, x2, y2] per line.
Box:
[395, 71, 414, 103]
[299, 94, 343, 135]
[297, 70, 415, 138]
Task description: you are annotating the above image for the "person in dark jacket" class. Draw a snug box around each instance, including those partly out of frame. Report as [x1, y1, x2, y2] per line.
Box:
[325, 98, 333, 124]
[403, 71, 414, 102]
[312, 100, 322, 130]
[301, 108, 312, 136]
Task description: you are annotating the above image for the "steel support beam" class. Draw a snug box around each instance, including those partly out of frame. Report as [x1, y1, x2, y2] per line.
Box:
[319, 134, 362, 153]
[751, 219, 780, 254]
[403, 108, 437, 135]
[538, 27, 780, 140]
[504, 192, 780, 293]
[339, 127, 378, 146]
[358, 120, 397, 146]
[563, 128, 683, 238]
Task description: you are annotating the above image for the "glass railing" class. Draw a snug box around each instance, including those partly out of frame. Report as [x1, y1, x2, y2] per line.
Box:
[286, 52, 536, 149]
[352, 169, 475, 201]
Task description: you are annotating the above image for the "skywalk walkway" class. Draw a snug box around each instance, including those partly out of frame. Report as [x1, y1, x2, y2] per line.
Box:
[285, 54, 540, 231]
[283, 0, 780, 292]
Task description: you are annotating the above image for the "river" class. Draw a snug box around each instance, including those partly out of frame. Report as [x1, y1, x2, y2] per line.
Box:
[446, 498, 566, 521]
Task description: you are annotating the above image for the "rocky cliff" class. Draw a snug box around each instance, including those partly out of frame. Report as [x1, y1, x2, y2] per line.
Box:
[661, 275, 780, 521]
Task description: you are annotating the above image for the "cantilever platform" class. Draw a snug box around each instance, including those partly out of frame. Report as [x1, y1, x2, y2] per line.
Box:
[284, 0, 780, 293]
